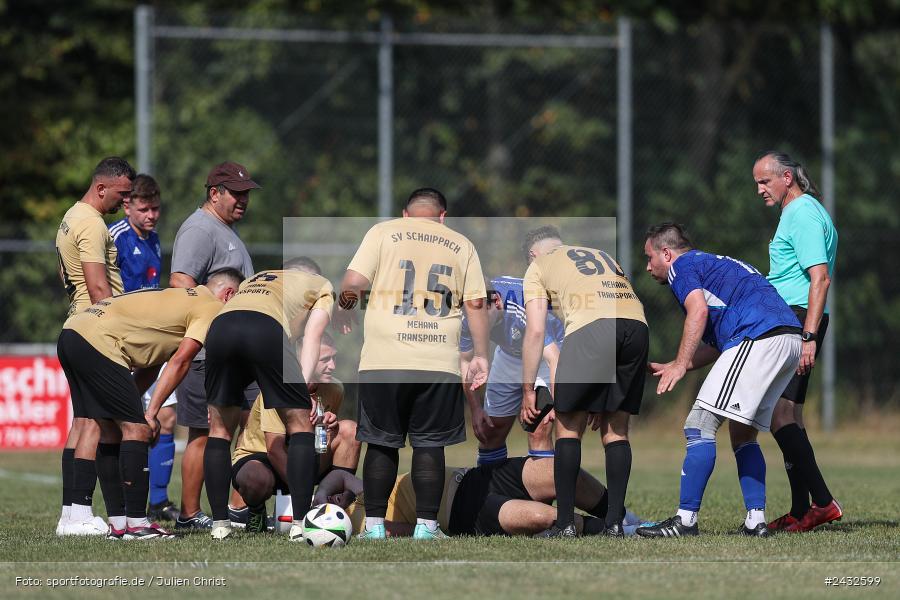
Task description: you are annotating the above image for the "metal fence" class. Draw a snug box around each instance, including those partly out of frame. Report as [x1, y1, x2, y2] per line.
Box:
[4, 9, 899, 427]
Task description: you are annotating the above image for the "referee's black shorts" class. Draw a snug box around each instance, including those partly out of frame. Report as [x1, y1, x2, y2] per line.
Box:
[779, 305, 830, 405]
[205, 310, 311, 411]
[356, 370, 465, 448]
[554, 318, 649, 415]
[57, 329, 145, 423]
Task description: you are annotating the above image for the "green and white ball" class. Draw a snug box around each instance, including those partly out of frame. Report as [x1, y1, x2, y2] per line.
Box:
[302, 503, 352, 548]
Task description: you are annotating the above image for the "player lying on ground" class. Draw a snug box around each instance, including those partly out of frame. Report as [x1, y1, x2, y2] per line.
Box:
[460, 276, 563, 465]
[316, 421, 643, 538]
[58, 268, 244, 540]
[229, 333, 361, 532]
[638, 223, 802, 538]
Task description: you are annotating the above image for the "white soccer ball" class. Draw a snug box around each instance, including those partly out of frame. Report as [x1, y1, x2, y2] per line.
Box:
[301, 503, 352, 548]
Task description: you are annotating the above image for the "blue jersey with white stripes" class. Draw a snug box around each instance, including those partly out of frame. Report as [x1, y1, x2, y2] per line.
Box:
[460, 276, 565, 358]
[668, 251, 800, 352]
[109, 219, 162, 291]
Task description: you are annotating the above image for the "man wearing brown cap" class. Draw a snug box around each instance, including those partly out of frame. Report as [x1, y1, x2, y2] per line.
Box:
[169, 161, 259, 530]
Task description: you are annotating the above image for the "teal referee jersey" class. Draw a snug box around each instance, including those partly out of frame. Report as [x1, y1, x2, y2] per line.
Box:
[767, 194, 837, 312]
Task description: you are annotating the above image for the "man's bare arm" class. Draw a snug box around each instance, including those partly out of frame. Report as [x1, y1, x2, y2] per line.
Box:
[145, 338, 203, 420]
[82, 262, 114, 303]
[169, 272, 198, 288]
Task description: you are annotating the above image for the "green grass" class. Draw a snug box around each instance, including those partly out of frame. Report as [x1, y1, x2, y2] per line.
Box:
[1, 420, 898, 599]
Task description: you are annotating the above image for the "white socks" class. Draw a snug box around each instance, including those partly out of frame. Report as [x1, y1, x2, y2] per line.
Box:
[745, 509, 766, 529]
[416, 518, 438, 531]
[676, 509, 698, 527]
[127, 517, 151, 529]
[365, 517, 385, 531]
[70, 503, 94, 521]
[109, 516, 127, 531]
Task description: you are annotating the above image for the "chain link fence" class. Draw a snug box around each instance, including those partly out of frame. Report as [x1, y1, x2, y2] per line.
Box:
[2, 10, 898, 422]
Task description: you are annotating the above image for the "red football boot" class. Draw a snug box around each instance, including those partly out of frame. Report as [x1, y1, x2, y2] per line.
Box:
[785, 499, 843, 532]
[767, 513, 799, 532]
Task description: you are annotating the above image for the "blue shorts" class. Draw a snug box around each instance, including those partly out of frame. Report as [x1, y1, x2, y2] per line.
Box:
[484, 348, 550, 418]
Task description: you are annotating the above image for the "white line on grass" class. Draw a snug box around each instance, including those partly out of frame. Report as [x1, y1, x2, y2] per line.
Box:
[0, 468, 59, 486]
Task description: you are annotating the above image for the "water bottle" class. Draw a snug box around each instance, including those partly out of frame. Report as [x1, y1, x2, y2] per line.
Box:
[314, 399, 328, 454]
[275, 489, 293, 533]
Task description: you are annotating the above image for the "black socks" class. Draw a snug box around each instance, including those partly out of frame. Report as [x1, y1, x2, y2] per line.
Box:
[363, 444, 400, 519]
[119, 440, 149, 519]
[61, 448, 75, 508]
[71, 458, 97, 507]
[203, 437, 232, 521]
[411, 446, 445, 521]
[287, 432, 317, 520]
[554, 438, 581, 529]
[773, 424, 833, 517]
[604, 440, 632, 527]
[97, 443, 125, 518]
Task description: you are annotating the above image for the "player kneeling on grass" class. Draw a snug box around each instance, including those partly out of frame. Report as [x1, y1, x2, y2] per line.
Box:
[229, 333, 361, 532]
[229, 395, 342, 532]
[202, 268, 334, 541]
[637, 223, 802, 538]
[57, 268, 243, 540]
[316, 413, 642, 537]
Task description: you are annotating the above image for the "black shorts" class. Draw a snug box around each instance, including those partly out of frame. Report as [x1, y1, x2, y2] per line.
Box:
[356, 370, 465, 448]
[554, 318, 649, 414]
[447, 457, 533, 536]
[780, 306, 830, 404]
[205, 311, 310, 411]
[57, 329, 145, 423]
[176, 360, 260, 429]
[231, 453, 289, 495]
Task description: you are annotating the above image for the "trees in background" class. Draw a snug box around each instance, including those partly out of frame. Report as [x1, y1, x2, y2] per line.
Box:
[1, 0, 897, 406]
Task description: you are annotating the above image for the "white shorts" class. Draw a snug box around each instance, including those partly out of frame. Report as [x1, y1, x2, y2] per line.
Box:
[142, 362, 178, 411]
[484, 347, 550, 418]
[696, 333, 801, 432]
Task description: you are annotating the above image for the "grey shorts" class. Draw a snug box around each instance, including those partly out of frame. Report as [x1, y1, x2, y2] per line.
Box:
[175, 360, 259, 429]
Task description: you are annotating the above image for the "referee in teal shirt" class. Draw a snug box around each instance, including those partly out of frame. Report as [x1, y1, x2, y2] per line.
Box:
[753, 151, 842, 533]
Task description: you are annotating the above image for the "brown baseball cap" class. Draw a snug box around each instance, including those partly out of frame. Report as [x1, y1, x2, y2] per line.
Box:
[205, 161, 261, 192]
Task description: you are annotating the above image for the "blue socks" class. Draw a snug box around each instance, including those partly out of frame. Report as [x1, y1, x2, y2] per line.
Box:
[734, 441, 766, 511]
[148, 433, 175, 505]
[678, 428, 716, 512]
[528, 449, 554, 459]
[478, 446, 553, 464]
[476, 446, 507, 466]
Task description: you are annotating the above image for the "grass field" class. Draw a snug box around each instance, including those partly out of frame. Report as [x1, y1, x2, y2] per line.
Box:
[1, 416, 898, 599]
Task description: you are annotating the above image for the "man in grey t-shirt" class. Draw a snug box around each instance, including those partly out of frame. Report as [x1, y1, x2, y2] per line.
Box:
[170, 161, 258, 530]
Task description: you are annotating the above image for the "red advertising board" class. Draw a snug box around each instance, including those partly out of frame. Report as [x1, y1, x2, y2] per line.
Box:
[0, 356, 71, 450]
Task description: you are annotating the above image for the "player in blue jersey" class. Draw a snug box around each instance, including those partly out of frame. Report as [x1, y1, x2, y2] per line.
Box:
[460, 276, 565, 466]
[108, 174, 179, 523]
[109, 174, 162, 290]
[637, 223, 802, 538]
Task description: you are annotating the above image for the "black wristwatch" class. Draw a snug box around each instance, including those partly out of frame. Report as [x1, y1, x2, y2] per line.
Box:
[801, 331, 817, 342]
